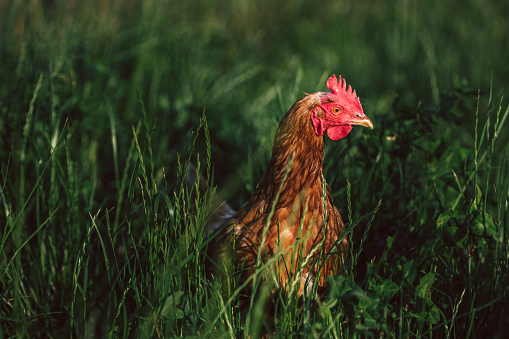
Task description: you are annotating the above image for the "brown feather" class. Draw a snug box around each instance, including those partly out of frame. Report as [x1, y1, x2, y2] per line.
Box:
[207, 93, 347, 296]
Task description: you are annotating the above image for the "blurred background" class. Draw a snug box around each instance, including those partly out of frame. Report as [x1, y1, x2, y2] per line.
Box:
[1, 0, 507, 191]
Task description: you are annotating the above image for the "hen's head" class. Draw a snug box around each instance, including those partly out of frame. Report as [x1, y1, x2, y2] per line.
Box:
[311, 74, 373, 140]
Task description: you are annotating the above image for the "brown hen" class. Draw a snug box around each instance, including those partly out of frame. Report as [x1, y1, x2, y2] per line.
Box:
[189, 74, 373, 297]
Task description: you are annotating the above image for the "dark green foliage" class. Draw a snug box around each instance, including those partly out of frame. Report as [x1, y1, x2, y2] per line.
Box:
[1, 0, 508, 337]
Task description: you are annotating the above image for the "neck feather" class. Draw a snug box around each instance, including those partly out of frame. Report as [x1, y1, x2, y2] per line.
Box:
[257, 94, 325, 199]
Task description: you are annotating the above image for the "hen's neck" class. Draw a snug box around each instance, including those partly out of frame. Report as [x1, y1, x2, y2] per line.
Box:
[257, 95, 325, 199]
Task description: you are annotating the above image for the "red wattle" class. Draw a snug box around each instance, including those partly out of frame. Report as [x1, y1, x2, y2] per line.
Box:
[327, 125, 352, 140]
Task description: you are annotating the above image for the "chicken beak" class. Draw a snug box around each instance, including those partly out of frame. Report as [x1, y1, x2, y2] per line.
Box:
[352, 116, 374, 129]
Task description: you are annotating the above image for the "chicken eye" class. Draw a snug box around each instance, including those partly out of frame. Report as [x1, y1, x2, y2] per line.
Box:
[332, 107, 342, 114]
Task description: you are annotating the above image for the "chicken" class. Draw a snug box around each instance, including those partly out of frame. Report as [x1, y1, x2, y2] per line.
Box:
[189, 74, 373, 297]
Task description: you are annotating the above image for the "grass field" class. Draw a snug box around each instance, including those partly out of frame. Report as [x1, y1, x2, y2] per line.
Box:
[1, 0, 509, 337]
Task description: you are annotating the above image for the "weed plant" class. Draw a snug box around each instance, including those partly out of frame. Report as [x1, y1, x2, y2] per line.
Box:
[1, 0, 508, 337]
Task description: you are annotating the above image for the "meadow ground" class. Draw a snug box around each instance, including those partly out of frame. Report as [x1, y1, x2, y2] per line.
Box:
[1, 0, 508, 337]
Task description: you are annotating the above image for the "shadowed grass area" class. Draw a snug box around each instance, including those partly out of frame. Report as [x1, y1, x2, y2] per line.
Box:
[1, 0, 508, 337]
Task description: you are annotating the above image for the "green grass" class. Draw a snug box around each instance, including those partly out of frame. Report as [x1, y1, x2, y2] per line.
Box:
[1, 0, 509, 337]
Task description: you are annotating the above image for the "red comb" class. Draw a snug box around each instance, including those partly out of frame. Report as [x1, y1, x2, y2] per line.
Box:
[326, 74, 357, 97]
